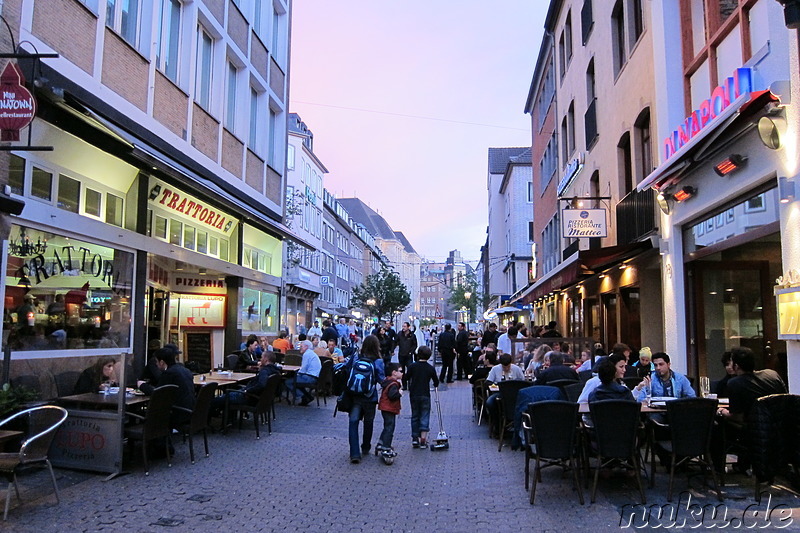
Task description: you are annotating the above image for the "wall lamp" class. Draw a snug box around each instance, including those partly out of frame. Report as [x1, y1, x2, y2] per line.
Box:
[779, 177, 796, 204]
[148, 184, 161, 200]
[656, 191, 672, 215]
[713, 154, 747, 176]
[758, 116, 786, 150]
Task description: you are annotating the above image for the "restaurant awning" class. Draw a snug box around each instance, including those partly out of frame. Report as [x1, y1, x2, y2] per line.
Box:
[317, 306, 337, 316]
[519, 240, 653, 304]
[637, 89, 781, 192]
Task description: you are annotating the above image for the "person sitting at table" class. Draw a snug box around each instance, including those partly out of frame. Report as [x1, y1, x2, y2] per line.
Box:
[588, 358, 634, 402]
[74, 357, 119, 394]
[272, 331, 291, 353]
[718, 346, 787, 423]
[524, 344, 552, 378]
[137, 347, 195, 426]
[325, 338, 345, 363]
[211, 351, 281, 415]
[632, 352, 695, 402]
[312, 336, 329, 359]
[285, 339, 322, 406]
[237, 335, 261, 371]
[484, 352, 525, 437]
[715, 351, 735, 397]
[577, 353, 629, 403]
[470, 348, 497, 385]
[535, 351, 579, 385]
[631, 346, 653, 379]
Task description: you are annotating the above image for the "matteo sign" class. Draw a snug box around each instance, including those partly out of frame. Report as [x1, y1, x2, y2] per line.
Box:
[561, 209, 607, 238]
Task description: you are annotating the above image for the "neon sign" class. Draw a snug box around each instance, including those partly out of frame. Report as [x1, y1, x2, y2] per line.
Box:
[662, 68, 753, 162]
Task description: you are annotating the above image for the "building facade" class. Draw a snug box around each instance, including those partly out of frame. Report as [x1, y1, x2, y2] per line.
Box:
[0, 0, 293, 389]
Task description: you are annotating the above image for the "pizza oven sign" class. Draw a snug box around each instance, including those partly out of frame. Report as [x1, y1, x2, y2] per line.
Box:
[0, 62, 36, 141]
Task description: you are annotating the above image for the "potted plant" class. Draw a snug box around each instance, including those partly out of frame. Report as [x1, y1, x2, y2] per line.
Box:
[0, 382, 40, 419]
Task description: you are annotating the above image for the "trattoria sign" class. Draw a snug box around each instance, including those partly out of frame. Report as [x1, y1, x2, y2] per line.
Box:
[0, 62, 36, 141]
[561, 209, 607, 238]
[662, 67, 753, 162]
[148, 179, 236, 235]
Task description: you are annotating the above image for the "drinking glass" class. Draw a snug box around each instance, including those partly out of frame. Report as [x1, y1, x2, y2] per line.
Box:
[700, 376, 710, 398]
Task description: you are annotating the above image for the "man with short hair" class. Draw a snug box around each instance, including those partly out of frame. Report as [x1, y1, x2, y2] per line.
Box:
[237, 336, 261, 371]
[633, 352, 695, 401]
[496, 324, 518, 355]
[481, 323, 499, 348]
[286, 340, 322, 406]
[336, 317, 349, 342]
[437, 323, 457, 383]
[272, 331, 291, 353]
[321, 319, 338, 344]
[455, 322, 471, 381]
[395, 321, 417, 389]
[719, 346, 787, 422]
[540, 321, 562, 338]
[137, 347, 195, 426]
[307, 320, 322, 337]
[212, 351, 281, 413]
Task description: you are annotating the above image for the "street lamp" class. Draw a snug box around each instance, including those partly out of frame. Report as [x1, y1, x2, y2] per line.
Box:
[464, 291, 472, 326]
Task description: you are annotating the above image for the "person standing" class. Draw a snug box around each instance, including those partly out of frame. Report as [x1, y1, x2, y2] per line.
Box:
[321, 319, 338, 344]
[396, 321, 418, 389]
[345, 334, 385, 463]
[540, 321, 562, 338]
[437, 323, 456, 383]
[481, 323, 499, 348]
[307, 320, 322, 337]
[455, 322, 471, 380]
[376, 363, 403, 456]
[407, 346, 439, 448]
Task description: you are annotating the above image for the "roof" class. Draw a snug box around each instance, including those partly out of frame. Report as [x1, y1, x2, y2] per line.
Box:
[509, 147, 532, 164]
[337, 198, 398, 240]
[394, 231, 418, 255]
[488, 147, 528, 174]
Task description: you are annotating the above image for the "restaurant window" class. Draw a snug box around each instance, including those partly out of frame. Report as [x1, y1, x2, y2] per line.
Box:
[197, 231, 208, 254]
[57, 174, 80, 213]
[8, 154, 24, 195]
[156, 0, 182, 83]
[209, 235, 218, 256]
[31, 166, 52, 201]
[169, 219, 182, 245]
[105, 193, 124, 227]
[241, 283, 279, 334]
[219, 239, 229, 262]
[154, 214, 168, 239]
[85, 188, 102, 218]
[4, 226, 134, 353]
[183, 225, 196, 251]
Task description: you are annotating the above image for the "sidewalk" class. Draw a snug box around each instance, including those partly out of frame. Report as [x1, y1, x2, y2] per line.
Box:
[1, 380, 798, 532]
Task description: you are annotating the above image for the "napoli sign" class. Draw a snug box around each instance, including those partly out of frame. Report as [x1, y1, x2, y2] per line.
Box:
[0, 62, 36, 141]
[561, 208, 607, 238]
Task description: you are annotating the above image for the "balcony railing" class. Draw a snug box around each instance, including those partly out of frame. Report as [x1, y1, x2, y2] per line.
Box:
[615, 188, 656, 245]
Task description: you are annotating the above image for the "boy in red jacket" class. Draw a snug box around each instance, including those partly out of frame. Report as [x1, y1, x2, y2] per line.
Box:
[376, 363, 403, 455]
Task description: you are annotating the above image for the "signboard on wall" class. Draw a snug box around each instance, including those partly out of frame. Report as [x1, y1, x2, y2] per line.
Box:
[561, 209, 607, 238]
[171, 274, 226, 295]
[169, 294, 225, 327]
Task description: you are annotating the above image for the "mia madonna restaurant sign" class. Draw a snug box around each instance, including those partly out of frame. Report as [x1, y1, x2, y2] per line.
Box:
[562, 209, 607, 238]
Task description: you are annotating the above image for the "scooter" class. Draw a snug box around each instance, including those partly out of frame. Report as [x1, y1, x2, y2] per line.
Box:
[430, 386, 449, 451]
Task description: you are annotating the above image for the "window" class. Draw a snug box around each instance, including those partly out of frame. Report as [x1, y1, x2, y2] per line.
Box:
[561, 116, 569, 165]
[540, 132, 558, 192]
[106, 0, 142, 48]
[268, 108, 277, 166]
[634, 108, 652, 181]
[106, 193, 124, 227]
[156, 0, 182, 82]
[154, 215, 168, 239]
[585, 59, 598, 148]
[631, 0, 644, 44]
[527, 182, 533, 202]
[254, 0, 267, 40]
[581, 0, 593, 45]
[31, 166, 52, 201]
[287, 144, 295, 170]
[528, 221, 535, 242]
[567, 102, 576, 156]
[169, 219, 182, 245]
[271, 7, 281, 55]
[249, 87, 259, 147]
[536, 58, 555, 130]
[57, 174, 80, 213]
[225, 61, 238, 132]
[558, 31, 566, 80]
[612, 0, 626, 75]
[85, 188, 102, 217]
[618, 132, 633, 194]
[8, 154, 24, 195]
[195, 26, 213, 109]
[565, 12, 573, 64]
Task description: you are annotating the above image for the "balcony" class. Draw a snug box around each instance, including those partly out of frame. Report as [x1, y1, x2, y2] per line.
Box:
[615, 188, 656, 245]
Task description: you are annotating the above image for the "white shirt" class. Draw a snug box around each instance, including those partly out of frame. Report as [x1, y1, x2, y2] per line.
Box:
[497, 333, 511, 354]
[487, 364, 525, 383]
[299, 348, 322, 378]
[307, 326, 322, 337]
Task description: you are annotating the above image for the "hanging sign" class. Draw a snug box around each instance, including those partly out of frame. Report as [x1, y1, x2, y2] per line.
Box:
[561, 208, 607, 238]
[0, 62, 36, 141]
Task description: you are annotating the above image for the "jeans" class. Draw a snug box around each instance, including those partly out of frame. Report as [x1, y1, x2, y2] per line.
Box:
[378, 411, 397, 448]
[410, 396, 432, 438]
[287, 373, 317, 403]
[349, 397, 377, 459]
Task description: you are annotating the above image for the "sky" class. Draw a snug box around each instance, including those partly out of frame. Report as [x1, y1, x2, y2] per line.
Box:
[289, 1, 545, 264]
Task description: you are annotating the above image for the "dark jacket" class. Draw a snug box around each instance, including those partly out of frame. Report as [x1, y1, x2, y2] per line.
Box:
[396, 330, 418, 359]
[588, 382, 634, 402]
[437, 329, 456, 356]
[321, 326, 339, 343]
[244, 364, 281, 396]
[455, 329, 469, 355]
[407, 361, 439, 398]
[728, 369, 787, 416]
[237, 348, 260, 371]
[481, 329, 499, 347]
[535, 364, 579, 385]
[140, 364, 196, 425]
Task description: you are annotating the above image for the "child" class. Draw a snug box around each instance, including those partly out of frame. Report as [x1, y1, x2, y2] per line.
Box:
[376, 363, 403, 455]
[406, 346, 439, 448]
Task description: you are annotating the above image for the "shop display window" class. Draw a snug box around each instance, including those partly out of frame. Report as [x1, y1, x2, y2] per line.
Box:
[241, 284, 279, 334]
[3, 226, 134, 352]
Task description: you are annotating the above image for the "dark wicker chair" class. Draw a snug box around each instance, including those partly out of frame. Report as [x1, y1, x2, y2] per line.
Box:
[231, 374, 281, 439]
[175, 382, 218, 464]
[123, 384, 179, 475]
[564, 382, 584, 403]
[588, 399, 646, 504]
[747, 393, 800, 502]
[0, 406, 68, 520]
[54, 371, 81, 397]
[654, 398, 722, 501]
[496, 380, 534, 452]
[225, 354, 240, 371]
[523, 400, 583, 505]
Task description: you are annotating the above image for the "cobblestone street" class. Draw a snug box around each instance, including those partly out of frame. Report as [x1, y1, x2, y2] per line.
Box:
[1, 379, 798, 533]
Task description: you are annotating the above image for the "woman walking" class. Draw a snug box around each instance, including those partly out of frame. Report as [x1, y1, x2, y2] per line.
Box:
[346, 334, 385, 463]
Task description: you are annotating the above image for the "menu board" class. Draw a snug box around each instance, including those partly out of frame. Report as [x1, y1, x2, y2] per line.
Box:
[185, 330, 212, 370]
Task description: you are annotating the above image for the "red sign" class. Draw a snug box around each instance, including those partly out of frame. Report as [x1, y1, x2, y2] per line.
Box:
[0, 62, 36, 141]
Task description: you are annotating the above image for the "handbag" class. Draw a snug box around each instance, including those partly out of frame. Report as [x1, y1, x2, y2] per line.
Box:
[334, 392, 353, 417]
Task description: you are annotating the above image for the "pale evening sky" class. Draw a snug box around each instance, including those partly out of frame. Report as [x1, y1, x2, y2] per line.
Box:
[289, 1, 545, 264]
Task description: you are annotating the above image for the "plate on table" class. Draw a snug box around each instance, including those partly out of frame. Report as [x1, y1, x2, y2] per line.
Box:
[649, 396, 678, 407]
[132, 389, 145, 396]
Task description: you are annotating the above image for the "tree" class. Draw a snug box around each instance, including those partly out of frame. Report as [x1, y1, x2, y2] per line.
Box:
[351, 267, 411, 321]
[447, 271, 478, 323]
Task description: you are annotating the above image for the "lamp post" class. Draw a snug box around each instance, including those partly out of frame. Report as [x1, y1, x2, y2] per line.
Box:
[464, 291, 472, 328]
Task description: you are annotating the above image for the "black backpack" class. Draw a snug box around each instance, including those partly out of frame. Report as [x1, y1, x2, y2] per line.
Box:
[346, 356, 375, 397]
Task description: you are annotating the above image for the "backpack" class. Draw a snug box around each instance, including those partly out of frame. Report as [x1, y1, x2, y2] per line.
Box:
[347, 356, 376, 397]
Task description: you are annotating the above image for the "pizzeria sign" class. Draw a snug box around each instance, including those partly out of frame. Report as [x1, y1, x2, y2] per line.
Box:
[561, 209, 607, 238]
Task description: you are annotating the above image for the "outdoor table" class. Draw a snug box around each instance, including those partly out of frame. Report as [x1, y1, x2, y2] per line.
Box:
[280, 365, 301, 373]
[0, 429, 23, 451]
[57, 392, 151, 409]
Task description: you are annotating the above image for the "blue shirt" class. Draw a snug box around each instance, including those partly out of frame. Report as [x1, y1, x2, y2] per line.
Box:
[299, 349, 322, 378]
[336, 323, 349, 339]
[634, 370, 696, 401]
